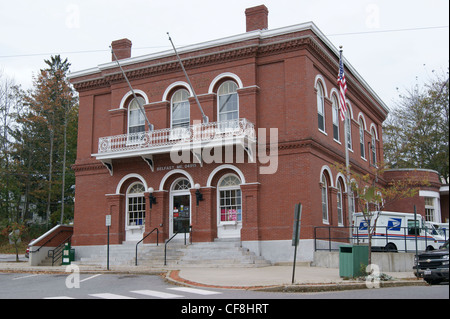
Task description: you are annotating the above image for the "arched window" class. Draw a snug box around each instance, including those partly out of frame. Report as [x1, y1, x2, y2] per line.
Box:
[359, 118, 365, 159]
[321, 173, 329, 224]
[332, 95, 339, 141]
[337, 179, 344, 226]
[317, 82, 325, 132]
[127, 182, 146, 226]
[218, 81, 239, 122]
[345, 108, 352, 150]
[171, 89, 190, 129]
[371, 128, 377, 166]
[218, 174, 242, 222]
[128, 97, 146, 135]
[172, 178, 191, 191]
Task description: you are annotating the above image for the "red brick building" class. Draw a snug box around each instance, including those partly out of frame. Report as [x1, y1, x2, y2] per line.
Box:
[69, 5, 444, 263]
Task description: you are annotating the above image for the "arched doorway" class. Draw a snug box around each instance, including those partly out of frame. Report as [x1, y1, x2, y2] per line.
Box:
[169, 178, 192, 238]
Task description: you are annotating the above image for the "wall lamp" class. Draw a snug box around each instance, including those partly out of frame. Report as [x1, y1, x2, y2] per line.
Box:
[148, 187, 157, 209]
[194, 183, 204, 206]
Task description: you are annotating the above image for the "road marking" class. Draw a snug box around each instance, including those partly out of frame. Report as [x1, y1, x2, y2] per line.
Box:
[131, 290, 183, 299]
[168, 287, 222, 295]
[44, 296, 75, 299]
[80, 274, 102, 283]
[89, 293, 136, 299]
[12, 274, 39, 280]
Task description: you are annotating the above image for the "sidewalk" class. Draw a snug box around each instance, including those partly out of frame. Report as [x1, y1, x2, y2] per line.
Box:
[0, 255, 425, 292]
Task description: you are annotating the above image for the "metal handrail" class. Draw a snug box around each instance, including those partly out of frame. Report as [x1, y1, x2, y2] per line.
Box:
[164, 226, 191, 266]
[135, 228, 159, 266]
[48, 235, 72, 266]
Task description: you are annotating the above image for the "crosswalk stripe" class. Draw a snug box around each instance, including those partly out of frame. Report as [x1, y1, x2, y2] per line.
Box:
[89, 293, 136, 299]
[130, 290, 183, 299]
[168, 287, 222, 295]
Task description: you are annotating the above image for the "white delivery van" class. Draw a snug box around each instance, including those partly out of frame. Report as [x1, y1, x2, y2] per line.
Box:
[425, 222, 449, 242]
[352, 211, 446, 252]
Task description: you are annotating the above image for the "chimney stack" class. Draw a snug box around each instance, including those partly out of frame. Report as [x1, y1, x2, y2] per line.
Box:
[245, 5, 269, 32]
[111, 38, 132, 61]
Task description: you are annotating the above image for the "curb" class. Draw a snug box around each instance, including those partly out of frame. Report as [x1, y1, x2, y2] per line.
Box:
[165, 269, 429, 293]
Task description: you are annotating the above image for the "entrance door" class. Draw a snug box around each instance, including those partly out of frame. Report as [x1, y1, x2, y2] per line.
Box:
[170, 194, 191, 238]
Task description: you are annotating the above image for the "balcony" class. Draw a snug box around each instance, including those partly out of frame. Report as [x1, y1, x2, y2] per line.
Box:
[93, 118, 256, 174]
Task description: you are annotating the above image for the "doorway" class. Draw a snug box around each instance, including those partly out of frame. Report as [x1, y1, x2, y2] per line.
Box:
[169, 178, 192, 238]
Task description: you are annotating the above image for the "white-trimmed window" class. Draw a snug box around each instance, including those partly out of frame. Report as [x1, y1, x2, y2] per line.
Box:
[332, 95, 339, 141]
[337, 180, 344, 226]
[218, 174, 242, 223]
[345, 108, 352, 150]
[317, 82, 325, 132]
[127, 182, 146, 226]
[171, 89, 190, 129]
[425, 197, 435, 222]
[128, 97, 146, 135]
[371, 128, 377, 166]
[359, 118, 365, 159]
[321, 174, 329, 224]
[218, 81, 239, 122]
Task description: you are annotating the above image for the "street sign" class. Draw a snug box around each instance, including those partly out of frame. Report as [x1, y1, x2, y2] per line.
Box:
[105, 215, 111, 227]
[292, 204, 302, 246]
[292, 203, 302, 284]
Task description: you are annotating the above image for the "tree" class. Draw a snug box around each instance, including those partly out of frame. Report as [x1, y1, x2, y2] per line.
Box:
[18, 55, 78, 226]
[383, 71, 449, 183]
[335, 162, 424, 265]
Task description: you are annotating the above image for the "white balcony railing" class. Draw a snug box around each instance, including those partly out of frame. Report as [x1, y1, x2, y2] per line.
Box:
[96, 118, 255, 158]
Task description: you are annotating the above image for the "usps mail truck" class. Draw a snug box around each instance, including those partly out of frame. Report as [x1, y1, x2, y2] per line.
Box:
[352, 211, 446, 252]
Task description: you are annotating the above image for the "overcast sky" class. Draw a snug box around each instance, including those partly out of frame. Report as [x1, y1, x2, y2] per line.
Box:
[1, 0, 448, 108]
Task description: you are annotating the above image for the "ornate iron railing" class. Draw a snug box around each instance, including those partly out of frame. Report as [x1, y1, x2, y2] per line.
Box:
[97, 118, 255, 155]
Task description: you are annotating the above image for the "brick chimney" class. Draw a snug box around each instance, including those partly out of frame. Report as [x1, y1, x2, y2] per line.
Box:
[111, 38, 132, 61]
[245, 5, 269, 32]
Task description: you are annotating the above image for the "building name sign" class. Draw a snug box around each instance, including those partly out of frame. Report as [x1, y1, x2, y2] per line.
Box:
[156, 163, 198, 172]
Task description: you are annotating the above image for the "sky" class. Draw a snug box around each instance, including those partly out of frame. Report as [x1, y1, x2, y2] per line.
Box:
[0, 0, 448, 109]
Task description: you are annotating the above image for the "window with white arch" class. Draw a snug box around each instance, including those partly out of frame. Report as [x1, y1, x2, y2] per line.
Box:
[128, 96, 146, 135]
[317, 82, 325, 132]
[171, 89, 190, 129]
[321, 173, 329, 224]
[127, 182, 146, 226]
[218, 174, 242, 222]
[218, 81, 239, 123]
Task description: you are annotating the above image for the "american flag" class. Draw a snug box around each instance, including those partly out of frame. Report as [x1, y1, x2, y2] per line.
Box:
[338, 50, 347, 121]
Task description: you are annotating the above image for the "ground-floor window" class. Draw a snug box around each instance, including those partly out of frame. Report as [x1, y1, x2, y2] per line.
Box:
[218, 174, 242, 222]
[127, 182, 146, 226]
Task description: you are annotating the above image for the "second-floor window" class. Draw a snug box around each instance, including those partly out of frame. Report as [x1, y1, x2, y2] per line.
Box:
[332, 95, 339, 141]
[317, 83, 325, 132]
[171, 89, 190, 129]
[128, 96, 146, 134]
[218, 81, 239, 122]
[359, 118, 365, 159]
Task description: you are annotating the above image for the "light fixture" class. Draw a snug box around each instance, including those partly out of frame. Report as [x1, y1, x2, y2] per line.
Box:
[194, 183, 203, 206]
[148, 187, 157, 208]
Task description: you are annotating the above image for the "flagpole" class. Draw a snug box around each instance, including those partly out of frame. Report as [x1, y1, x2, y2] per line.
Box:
[339, 46, 352, 239]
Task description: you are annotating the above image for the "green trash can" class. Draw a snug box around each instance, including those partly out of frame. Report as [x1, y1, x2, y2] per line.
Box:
[61, 242, 75, 265]
[339, 245, 369, 278]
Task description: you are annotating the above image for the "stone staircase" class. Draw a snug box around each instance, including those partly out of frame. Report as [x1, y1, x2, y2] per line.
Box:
[77, 239, 271, 268]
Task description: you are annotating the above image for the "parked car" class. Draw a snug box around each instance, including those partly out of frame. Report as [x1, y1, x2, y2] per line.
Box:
[414, 240, 449, 285]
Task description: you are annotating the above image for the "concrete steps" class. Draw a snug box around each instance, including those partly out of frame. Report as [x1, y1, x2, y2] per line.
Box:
[76, 239, 271, 268]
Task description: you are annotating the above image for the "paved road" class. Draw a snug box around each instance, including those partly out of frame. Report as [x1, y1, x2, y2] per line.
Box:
[0, 272, 447, 300]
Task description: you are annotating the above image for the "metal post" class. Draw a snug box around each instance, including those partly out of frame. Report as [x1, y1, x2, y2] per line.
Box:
[107, 225, 110, 271]
[414, 205, 419, 276]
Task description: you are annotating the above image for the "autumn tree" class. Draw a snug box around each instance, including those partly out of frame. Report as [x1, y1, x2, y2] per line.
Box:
[383, 71, 449, 183]
[16, 55, 78, 226]
[335, 162, 424, 265]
